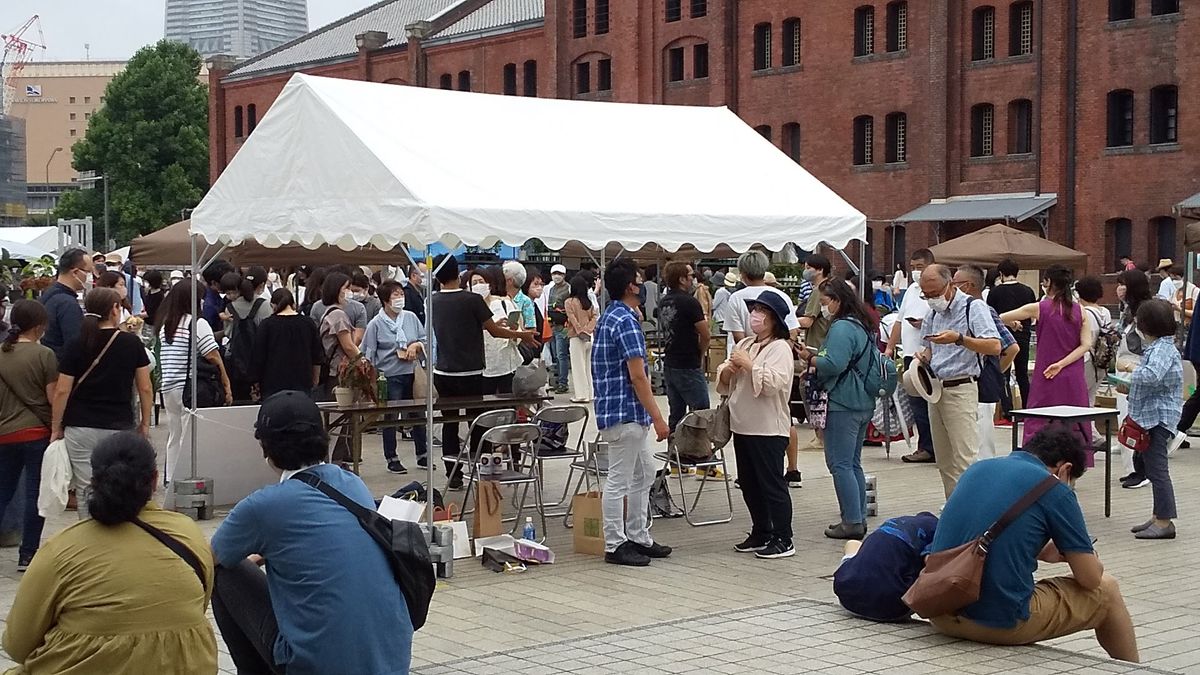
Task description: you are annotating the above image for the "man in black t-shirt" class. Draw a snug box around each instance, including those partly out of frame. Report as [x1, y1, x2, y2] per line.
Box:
[659, 262, 711, 433]
[986, 257, 1037, 409]
[429, 255, 536, 488]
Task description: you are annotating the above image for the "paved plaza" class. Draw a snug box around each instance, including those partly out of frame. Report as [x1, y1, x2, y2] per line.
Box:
[2, 391, 1198, 674]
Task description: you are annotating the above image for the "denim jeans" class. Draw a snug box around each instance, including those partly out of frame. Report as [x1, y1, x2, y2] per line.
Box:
[0, 439, 48, 558]
[382, 374, 427, 461]
[552, 328, 571, 389]
[664, 365, 711, 432]
[1145, 425, 1178, 519]
[903, 357, 934, 454]
[212, 559, 284, 675]
[824, 408, 872, 525]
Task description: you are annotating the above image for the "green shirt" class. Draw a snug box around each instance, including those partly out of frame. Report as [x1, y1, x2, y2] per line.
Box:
[0, 342, 58, 433]
[804, 285, 831, 349]
[814, 318, 877, 412]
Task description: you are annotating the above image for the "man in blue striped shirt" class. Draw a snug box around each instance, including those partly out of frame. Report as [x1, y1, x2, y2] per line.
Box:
[592, 258, 672, 566]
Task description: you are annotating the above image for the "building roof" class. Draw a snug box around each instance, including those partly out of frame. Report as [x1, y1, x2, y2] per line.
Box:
[893, 193, 1058, 223]
[14, 61, 127, 78]
[430, 0, 544, 43]
[1178, 190, 1200, 216]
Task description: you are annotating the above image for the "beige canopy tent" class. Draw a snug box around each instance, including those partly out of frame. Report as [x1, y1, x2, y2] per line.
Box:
[1178, 191, 1200, 251]
[929, 223, 1088, 270]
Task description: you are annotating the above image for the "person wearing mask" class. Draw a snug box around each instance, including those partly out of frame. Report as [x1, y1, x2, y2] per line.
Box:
[0, 301, 58, 572]
[403, 264, 427, 325]
[350, 272, 382, 321]
[1076, 276, 1114, 412]
[711, 274, 736, 333]
[201, 259, 235, 337]
[3, 432, 217, 673]
[362, 280, 427, 474]
[90, 252, 107, 284]
[318, 272, 362, 463]
[522, 267, 548, 363]
[885, 249, 936, 464]
[168, 269, 185, 289]
[473, 266, 523, 395]
[986, 258, 1038, 414]
[718, 291, 796, 558]
[659, 262, 710, 433]
[95, 270, 135, 324]
[1114, 270, 1153, 488]
[142, 270, 167, 327]
[49, 288, 153, 520]
[39, 248, 92, 362]
[106, 252, 144, 317]
[798, 280, 878, 541]
[300, 267, 325, 318]
[798, 255, 833, 347]
[917, 264, 1001, 499]
[503, 260, 537, 331]
[546, 264, 572, 394]
[927, 428, 1138, 663]
[158, 281, 233, 483]
[1001, 266, 1093, 452]
[871, 272, 897, 313]
[565, 273, 599, 403]
[210, 392, 412, 674]
[224, 266, 273, 403]
[430, 255, 533, 488]
[252, 288, 323, 399]
[310, 266, 368, 345]
[1154, 259, 1177, 300]
[592, 257, 672, 566]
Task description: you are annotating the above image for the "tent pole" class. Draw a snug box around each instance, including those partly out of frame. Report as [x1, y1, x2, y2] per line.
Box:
[425, 245, 436, 541]
[189, 231, 198, 480]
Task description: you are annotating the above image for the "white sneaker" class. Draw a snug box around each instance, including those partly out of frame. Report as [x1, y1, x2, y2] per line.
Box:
[1168, 430, 1187, 457]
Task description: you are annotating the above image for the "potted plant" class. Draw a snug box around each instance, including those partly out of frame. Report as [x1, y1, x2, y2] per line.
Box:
[335, 355, 377, 406]
[17, 255, 56, 298]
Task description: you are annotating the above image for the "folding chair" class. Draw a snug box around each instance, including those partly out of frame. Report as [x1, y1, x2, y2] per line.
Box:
[654, 410, 733, 526]
[449, 408, 517, 516]
[467, 423, 546, 542]
[531, 404, 589, 517]
[563, 432, 609, 528]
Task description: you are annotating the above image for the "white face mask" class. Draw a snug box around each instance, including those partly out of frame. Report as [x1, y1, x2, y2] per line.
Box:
[871, 281, 883, 291]
[911, 270, 921, 284]
[349, 291, 364, 301]
[1175, 279, 1184, 290]
[927, 294, 950, 313]
[820, 305, 833, 319]
[391, 298, 405, 312]
[471, 283, 490, 296]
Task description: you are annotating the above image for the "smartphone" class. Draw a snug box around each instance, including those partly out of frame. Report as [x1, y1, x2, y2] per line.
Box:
[508, 310, 522, 328]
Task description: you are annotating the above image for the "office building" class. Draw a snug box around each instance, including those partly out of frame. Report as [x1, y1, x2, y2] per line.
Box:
[166, 0, 309, 59]
[0, 116, 27, 227]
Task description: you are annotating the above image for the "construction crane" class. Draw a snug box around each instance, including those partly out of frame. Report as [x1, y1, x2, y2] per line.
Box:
[1, 15, 47, 114]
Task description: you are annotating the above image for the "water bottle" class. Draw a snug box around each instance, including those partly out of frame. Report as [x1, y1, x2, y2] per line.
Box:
[376, 372, 388, 404]
[521, 516, 536, 541]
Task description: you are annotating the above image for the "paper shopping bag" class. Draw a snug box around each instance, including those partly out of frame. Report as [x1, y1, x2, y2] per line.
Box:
[472, 480, 504, 539]
[571, 491, 605, 556]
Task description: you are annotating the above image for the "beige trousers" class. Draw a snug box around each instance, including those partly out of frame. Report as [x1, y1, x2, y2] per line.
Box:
[928, 381, 979, 498]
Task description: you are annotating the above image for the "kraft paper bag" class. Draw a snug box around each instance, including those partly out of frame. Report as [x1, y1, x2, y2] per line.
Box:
[571, 491, 605, 556]
[472, 481, 504, 539]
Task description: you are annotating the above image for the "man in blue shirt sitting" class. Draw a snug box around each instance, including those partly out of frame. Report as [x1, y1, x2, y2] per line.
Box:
[928, 427, 1139, 663]
[211, 391, 412, 675]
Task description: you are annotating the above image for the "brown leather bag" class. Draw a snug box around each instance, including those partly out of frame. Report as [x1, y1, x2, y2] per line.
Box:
[902, 475, 1059, 619]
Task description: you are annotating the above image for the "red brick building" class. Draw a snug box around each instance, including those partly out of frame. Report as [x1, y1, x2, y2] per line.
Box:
[208, 0, 1200, 275]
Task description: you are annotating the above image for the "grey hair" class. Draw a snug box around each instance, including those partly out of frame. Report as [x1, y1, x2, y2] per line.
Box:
[925, 264, 953, 284]
[737, 251, 770, 281]
[957, 264, 985, 290]
[502, 260, 527, 287]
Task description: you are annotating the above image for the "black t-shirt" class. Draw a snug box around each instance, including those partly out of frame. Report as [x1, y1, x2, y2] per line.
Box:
[60, 329, 150, 430]
[660, 289, 705, 369]
[986, 282, 1037, 342]
[431, 290, 493, 375]
[253, 313, 324, 398]
[144, 289, 165, 326]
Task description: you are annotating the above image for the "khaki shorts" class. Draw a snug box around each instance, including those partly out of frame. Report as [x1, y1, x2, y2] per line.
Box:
[930, 577, 1110, 645]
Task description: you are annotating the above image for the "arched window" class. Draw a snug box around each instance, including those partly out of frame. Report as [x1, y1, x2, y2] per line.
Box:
[234, 105, 244, 138]
[458, 70, 471, 92]
[439, 73, 452, 89]
[853, 115, 874, 165]
[754, 125, 773, 142]
[1106, 90, 1134, 147]
[854, 6, 875, 57]
[782, 18, 801, 67]
[523, 60, 538, 96]
[970, 103, 995, 157]
[972, 6, 996, 61]
[1153, 216, 1177, 261]
[1107, 218, 1133, 266]
[753, 22, 772, 71]
[1150, 85, 1178, 144]
[503, 63, 517, 95]
[1008, 99, 1033, 154]
[887, 224, 907, 271]
[885, 112, 907, 163]
[886, 2, 907, 52]
[246, 104, 257, 133]
[782, 122, 801, 161]
[1109, 0, 1134, 21]
[1009, 2, 1033, 56]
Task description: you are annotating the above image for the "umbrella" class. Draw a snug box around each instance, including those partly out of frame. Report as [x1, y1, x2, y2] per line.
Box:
[929, 224, 1087, 270]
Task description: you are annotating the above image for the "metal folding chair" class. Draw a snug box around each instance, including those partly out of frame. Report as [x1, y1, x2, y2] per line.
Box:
[465, 423, 546, 542]
[654, 410, 733, 526]
[531, 404, 589, 516]
[563, 432, 609, 528]
[449, 408, 517, 515]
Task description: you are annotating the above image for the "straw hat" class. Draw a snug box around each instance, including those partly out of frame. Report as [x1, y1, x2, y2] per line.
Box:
[901, 361, 942, 403]
[1157, 258, 1174, 272]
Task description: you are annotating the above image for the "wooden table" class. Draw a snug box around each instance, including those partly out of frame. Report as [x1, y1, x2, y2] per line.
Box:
[318, 393, 552, 474]
[1009, 405, 1119, 517]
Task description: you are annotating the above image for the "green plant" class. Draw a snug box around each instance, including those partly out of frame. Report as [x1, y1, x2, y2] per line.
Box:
[337, 355, 378, 402]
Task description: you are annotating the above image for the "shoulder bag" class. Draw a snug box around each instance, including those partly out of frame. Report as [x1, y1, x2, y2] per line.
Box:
[132, 517, 208, 592]
[966, 298, 1005, 404]
[902, 474, 1059, 618]
[291, 470, 436, 630]
[181, 331, 224, 409]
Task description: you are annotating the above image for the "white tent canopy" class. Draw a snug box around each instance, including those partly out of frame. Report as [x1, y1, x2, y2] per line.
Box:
[192, 74, 866, 253]
[0, 226, 60, 255]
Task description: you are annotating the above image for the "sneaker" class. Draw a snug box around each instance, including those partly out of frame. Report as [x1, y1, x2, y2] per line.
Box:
[1134, 522, 1176, 540]
[446, 470, 464, 491]
[733, 478, 741, 490]
[17, 553, 33, 572]
[784, 470, 803, 488]
[755, 538, 796, 559]
[695, 467, 725, 481]
[416, 455, 429, 468]
[1121, 476, 1150, 489]
[901, 449, 935, 464]
[1130, 519, 1154, 534]
[387, 460, 407, 474]
[734, 534, 770, 553]
[604, 541, 651, 566]
[824, 522, 867, 540]
[631, 541, 672, 558]
[1168, 430, 1188, 457]
[432, 436, 443, 447]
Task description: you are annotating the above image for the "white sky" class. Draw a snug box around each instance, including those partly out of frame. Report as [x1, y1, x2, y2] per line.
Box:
[2, 0, 371, 62]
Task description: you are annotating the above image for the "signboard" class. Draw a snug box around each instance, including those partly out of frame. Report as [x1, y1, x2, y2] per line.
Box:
[25, 85, 41, 97]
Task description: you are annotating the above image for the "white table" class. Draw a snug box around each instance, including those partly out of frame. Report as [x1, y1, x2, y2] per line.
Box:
[1009, 405, 1119, 517]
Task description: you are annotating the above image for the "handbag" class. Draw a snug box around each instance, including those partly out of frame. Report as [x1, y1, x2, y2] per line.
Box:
[1118, 416, 1151, 453]
[131, 518, 208, 592]
[291, 470, 436, 630]
[902, 475, 1059, 618]
[182, 343, 224, 409]
[512, 359, 549, 395]
[708, 398, 732, 449]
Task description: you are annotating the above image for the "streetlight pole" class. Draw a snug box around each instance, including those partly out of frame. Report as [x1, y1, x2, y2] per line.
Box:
[45, 146, 63, 223]
[102, 175, 109, 251]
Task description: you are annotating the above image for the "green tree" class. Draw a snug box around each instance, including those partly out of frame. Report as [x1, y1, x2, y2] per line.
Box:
[61, 40, 209, 246]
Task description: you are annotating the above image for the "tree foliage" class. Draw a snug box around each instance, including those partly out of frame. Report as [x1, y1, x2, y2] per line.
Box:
[58, 40, 209, 246]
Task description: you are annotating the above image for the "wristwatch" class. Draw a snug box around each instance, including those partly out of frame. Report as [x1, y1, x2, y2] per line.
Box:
[954, 332, 965, 346]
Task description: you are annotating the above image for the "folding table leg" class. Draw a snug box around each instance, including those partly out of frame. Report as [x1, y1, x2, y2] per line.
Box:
[1105, 418, 1112, 518]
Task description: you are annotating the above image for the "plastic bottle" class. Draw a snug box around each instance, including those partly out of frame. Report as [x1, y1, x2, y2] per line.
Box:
[376, 371, 388, 404]
[521, 516, 536, 541]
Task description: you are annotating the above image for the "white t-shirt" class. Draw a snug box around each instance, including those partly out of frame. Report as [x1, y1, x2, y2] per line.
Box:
[1081, 305, 1113, 365]
[158, 316, 219, 392]
[1157, 276, 1177, 300]
[897, 281, 930, 357]
[483, 296, 522, 378]
[724, 285, 800, 338]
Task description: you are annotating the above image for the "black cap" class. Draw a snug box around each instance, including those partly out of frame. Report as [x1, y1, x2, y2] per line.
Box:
[744, 290, 792, 330]
[255, 390, 324, 439]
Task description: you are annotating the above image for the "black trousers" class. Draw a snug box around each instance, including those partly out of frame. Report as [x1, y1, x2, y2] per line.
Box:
[211, 560, 284, 675]
[733, 433, 792, 541]
[433, 373, 484, 473]
[1179, 383, 1200, 433]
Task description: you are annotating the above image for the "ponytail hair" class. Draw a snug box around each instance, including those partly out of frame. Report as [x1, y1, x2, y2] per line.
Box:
[241, 265, 268, 302]
[81, 288, 122, 358]
[2, 300, 49, 353]
[87, 431, 157, 525]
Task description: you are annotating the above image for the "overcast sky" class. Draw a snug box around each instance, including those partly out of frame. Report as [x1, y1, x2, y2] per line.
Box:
[2, 1, 370, 61]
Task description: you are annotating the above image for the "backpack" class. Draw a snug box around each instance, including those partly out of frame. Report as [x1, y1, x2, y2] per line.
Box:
[1087, 307, 1121, 372]
[844, 320, 898, 398]
[226, 298, 266, 383]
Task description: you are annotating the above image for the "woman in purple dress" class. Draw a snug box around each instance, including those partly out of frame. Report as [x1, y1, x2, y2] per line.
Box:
[1001, 265, 1094, 458]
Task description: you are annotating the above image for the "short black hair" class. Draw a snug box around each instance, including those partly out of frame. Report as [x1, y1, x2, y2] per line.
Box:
[1136, 298, 1177, 339]
[88, 432, 158, 525]
[143, 269, 164, 290]
[910, 248, 935, 265]
[219, 271, 242, 293]
[805, 253, 831, 276]
[260, 430, 331, 470]
[997, 257, 1020, 278]
[434, 254, 459, 284]
[605, 258, 640, 303]
[202, 259, 234, 286]
[377, 280, 403, 306]
[351, 272, 371, 290]
[322, 272, 350, 307]
[57, 248, 88, 275]
[1022, 425, 1087, 479]
[1074, 276, 1104, 303]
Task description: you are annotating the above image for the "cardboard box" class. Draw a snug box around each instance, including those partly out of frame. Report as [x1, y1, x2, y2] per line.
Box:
[571, 491, 605, 556]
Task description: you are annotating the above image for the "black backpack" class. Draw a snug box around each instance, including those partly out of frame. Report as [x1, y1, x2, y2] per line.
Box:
[226, 298, 266, 382]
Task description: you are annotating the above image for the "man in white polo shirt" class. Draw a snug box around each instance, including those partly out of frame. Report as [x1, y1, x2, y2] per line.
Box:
[885, 248, 936, 464]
